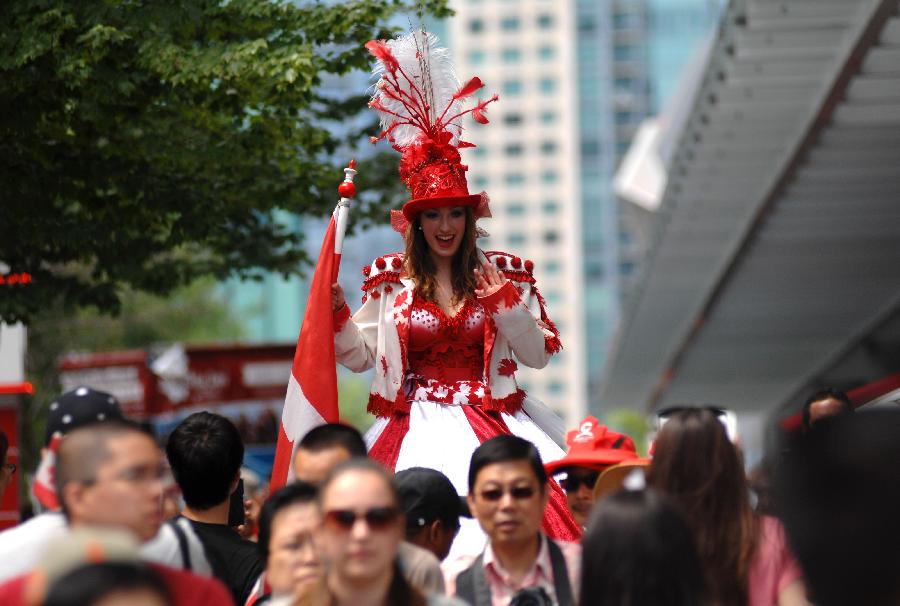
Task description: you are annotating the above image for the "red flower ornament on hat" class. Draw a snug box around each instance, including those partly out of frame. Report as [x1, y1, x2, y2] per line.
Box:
[366, 31, 498, 234]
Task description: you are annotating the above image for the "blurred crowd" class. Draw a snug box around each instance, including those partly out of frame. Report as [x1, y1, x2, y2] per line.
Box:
[0, 386, 897, 606]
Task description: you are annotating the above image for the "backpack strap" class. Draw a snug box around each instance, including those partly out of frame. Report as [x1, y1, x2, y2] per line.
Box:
[546, 539, 574, 606]
[168, 518, 193, 572]
[454, 553, 492, 606]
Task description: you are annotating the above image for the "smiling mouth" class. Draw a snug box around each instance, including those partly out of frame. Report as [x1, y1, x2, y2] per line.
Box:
[435, 234, 455, 247]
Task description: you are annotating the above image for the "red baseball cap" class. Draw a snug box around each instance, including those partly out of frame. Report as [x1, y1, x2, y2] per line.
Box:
[545, 416, 641, 475]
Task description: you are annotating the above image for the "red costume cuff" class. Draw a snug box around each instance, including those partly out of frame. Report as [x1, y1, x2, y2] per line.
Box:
[333, 303, 351, 332]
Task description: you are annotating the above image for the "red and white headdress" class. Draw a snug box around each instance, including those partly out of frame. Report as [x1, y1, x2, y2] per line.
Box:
[366, 31, 498, 234]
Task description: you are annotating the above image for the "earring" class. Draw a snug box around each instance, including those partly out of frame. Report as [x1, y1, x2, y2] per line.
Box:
[418, 226, 423, 231]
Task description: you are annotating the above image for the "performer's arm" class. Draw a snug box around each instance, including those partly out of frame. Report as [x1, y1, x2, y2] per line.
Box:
[332, 283, 378, 372]
[476, 262, 559, 369]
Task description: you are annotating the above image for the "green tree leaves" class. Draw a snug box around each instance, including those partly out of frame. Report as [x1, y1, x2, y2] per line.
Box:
[1, 0, 449, 323]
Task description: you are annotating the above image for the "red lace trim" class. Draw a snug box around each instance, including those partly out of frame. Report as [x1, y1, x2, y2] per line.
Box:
[361, 271, 402, 293]
[483, 388, 526, 414]
[414, 296, 479, 336]
[500, 269, 536, 285]
[367, 390, 409, 418]
[532, 285, 562, 354]
[333, 303, 351, 332]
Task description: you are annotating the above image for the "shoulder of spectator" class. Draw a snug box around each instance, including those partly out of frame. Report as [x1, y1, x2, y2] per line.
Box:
[440, 553, 478, 597]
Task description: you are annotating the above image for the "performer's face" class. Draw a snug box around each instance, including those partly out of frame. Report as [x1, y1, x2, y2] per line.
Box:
[419, 206, 466, 260]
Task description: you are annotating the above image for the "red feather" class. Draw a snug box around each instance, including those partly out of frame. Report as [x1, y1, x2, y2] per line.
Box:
[455, 76, 484, 100]
[472, 108, 489, 124]
[365, 40, 399, 73]
[457, 140, 476, 148]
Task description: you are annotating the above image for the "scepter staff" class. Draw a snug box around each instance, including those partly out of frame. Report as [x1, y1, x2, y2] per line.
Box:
[270, 159, 358, 491]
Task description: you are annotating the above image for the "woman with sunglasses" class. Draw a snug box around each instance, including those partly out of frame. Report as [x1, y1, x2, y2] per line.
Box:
[330, 30, 580, 554]
[649, 409, 810, 606]
[314, 459, 467, 606]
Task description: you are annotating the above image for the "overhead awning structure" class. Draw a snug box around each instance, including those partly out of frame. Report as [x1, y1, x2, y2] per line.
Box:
[601, 0, 900, 414]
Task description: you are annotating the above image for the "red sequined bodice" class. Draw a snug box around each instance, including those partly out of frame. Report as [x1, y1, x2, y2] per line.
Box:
[405, 296, 486, 404]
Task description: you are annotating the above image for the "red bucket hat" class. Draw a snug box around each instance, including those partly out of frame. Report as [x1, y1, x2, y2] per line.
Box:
[366, 31, 498, 234]
[545, 416, 641, 475]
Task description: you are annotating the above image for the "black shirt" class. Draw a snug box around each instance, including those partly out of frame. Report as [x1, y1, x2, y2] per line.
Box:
[186, 518, 263, 605]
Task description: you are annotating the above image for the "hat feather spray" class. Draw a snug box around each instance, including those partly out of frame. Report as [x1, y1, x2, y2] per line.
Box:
[365, 31, 498, 233]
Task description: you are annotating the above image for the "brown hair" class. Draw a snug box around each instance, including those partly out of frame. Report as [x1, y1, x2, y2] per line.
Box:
[648, 409, 757, 606]
[403, 206, 478, 305]
[317, 459, 426, 606]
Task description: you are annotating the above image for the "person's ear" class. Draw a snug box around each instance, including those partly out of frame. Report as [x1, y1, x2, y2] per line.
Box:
[429, 519, 443, 544]
[540, 485, 551, 509]
[62, 482, 89, 521]
[229, 471, 241, 495]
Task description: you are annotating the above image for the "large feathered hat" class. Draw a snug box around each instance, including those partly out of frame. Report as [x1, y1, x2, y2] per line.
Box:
[366, 31, 498, 233]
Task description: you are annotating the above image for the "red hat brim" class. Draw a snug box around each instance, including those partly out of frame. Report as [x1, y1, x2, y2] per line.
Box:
[544, 450, 642, 475]
[402, 193, 483, 222]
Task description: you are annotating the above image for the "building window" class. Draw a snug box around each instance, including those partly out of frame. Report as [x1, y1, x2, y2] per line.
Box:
[505, 173, 526, 186]
[473, 145, 488, 157]
[537, 14, 554, 28]
[541, 170, 558, 184]
[582, 139, 601, 158]
[539, 78, 556, 93]
[543, 230, 559, 243]
[509, 232, 526, 246]
[578, 16, 597, 33]
[503, 113, 523, 126]
[501, 48, 521, 62]
[540, 140, 557, 155]
[500, 16, 520, 31]
[542, 200, 559, 214]
[507, 203, 526, 216]
[620, 261, 636, 275]
[503, 80, 523, 95]
[545, 260, 561, 274]
[470, 18, 485, 33]
[468, 50, 485, 65]
[548, 381, 564, 395]
[504, 143, 524, 156]
[472, 175, 489, 188]
[539, 110, 556, 124]
[538, 45, 555, 60]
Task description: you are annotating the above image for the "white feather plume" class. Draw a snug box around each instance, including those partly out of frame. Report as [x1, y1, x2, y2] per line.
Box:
[370, 31, 463, 148]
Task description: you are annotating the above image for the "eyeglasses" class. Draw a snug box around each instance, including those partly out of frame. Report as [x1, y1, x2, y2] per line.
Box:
[323, 507, 400, 532]
[559, 471, 599, 492]
[476, 486, 537, 502]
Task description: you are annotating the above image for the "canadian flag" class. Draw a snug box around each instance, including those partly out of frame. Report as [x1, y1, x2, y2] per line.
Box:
[269, 219, 342, 492]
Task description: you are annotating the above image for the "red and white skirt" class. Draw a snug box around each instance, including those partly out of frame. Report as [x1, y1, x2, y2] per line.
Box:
[364, 396, 582, 560]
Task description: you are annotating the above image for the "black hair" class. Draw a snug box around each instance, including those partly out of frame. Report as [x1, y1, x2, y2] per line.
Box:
[165, 412, 244, 510]
[0, 429, 8, 461]
[43, 562, 172, 606]
[776, 409, 900, 606]
[297, 423, 367, 457]
[257, 481, 319, 565]
[581, 489, 709, 606]
[467, 435, 547, 492]
[801, 387, 853, 431]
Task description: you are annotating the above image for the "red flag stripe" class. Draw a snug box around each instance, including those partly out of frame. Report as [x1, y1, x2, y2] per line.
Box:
[270, 218, 342, 491]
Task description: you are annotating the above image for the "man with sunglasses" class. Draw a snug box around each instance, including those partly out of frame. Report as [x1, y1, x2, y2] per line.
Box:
[447, 435, 581, 606]
[544, 416, 641, 528]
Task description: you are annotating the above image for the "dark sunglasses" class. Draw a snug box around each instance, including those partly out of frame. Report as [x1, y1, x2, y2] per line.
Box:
[477, 486, 537, 502]
[559, 471, 599, 492]
[324, 507, 399, 532]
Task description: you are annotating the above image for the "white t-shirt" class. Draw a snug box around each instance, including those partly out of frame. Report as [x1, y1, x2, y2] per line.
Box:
[0, 512, 212, 581]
